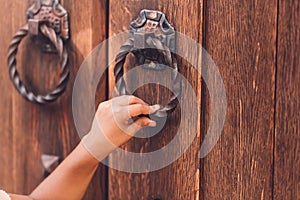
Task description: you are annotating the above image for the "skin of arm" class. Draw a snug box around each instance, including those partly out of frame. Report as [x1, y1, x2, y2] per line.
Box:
[10, 142, 98, 200]
[7, 95, 158, 200]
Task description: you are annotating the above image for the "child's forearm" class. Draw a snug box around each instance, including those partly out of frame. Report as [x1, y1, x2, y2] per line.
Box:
[9, 194, 32, 200]
[29, 142, 99, 200]
[6, 96, 158, 200]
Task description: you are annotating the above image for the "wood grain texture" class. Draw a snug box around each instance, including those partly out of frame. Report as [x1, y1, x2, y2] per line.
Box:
[0, 0, 15, 192]
[201, 0, 277, 199]
[1, 1, 299, 199]
[0, 0, 108, 199]
[108, 0, 202, 199]
[274, 0, 300, 199]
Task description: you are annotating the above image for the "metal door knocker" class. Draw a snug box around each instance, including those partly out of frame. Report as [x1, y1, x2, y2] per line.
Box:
[7, 0, 70, 104]
[114, 9, 181, 118]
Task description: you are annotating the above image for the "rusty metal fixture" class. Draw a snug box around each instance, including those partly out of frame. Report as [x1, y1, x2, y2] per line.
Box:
[114, 10, 181, 118]
[27, 0, 69, 40]
[41, 154, 60, 174]
[7, 0, 70, 104]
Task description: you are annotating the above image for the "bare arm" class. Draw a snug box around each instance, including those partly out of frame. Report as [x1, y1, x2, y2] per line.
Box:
[9, 143, 98, 200]
[29, 142, 98, 200]
[5, 96, 159, 200]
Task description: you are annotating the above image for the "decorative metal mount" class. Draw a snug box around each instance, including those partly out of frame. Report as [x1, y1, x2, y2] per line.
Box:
[130, 10, 176, 51]
[114, 10, 181, 118]
[7, 0, 70, 104]
[27, 0, 69, 40]
[130, 9, 176, 70]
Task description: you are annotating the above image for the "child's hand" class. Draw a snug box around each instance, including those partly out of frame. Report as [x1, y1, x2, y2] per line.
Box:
[81, 95, 160, 161]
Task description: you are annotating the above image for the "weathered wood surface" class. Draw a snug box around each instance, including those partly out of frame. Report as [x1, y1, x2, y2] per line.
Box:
[0, 0, 299, 200]
[201, 0, 277, 199]
[108, 0, 203, 199]
[274, 0, 300, 199]
[0, 0, 108, 199]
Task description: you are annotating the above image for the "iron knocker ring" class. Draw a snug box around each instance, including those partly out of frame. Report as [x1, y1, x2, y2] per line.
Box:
[114, 10, 181, 118]
[7, 24, 69, 104]
[114, 37, 181, 118]
[7, 0, 70, 104]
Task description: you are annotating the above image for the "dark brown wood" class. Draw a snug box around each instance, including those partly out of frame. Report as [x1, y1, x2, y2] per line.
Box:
[108, 0, 203, 199]
[1, 1, 299, 199]
[0, 0, 17, 192]
[0, 0, 108, 199]
[274, 0, 300, 199]
[201, 0, 277, 199]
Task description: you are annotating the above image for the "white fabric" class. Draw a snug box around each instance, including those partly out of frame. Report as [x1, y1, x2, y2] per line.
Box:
[0, 190, 11, 200]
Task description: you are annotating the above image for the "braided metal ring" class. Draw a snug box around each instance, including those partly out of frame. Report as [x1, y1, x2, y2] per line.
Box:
[114, 37, 181, 118]
[7, 24, 69, 104]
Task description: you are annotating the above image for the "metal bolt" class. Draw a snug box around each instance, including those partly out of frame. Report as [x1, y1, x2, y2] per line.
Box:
[41, 154, 60, 174]
[149, 12, 157, 19]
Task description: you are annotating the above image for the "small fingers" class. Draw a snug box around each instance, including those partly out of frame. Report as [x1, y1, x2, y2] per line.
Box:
[113, 95, 147, 106]
[127, 104, 160, 118]
[127, 117, 157, 134]
[135, 117, 156, 127]
[128, 96, 147, 105]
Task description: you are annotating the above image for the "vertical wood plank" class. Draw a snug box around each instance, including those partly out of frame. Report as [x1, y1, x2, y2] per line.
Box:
[0, 0, 108, 199]
[64, 0, 108, 199]
[108, 0, 203, 199]
[1, 1, 39, 193]
[0, 0, 15, 192]
[201, 0, 277, 199]
[274, 0, 300, 199]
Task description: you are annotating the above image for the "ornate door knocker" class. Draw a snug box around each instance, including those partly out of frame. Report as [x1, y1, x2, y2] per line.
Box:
[114, 9, 181, 118]
[7, 0, 70, 104]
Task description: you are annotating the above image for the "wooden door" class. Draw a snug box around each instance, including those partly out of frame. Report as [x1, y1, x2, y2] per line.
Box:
[108, 1, 202, 200]
[0, 0, 108, 199]
[0, 0, 299, 200]
[108, 0, 299, 200]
